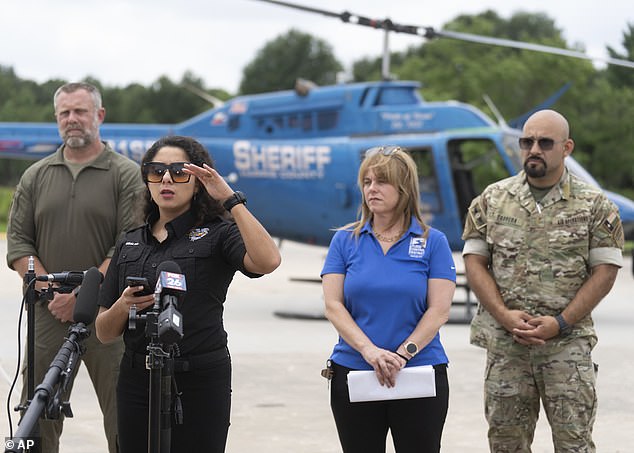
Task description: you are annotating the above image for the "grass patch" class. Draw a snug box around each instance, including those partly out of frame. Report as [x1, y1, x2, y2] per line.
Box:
[0, 186, 14, 232]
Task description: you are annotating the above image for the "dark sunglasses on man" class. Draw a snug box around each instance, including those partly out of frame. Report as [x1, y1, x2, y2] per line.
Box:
[142, 161, 191, 183]
[518, 137, 566, 151]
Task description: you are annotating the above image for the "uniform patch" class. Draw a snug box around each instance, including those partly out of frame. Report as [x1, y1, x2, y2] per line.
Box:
[408, 237, 427, 258]
[603, 213, 617, 233]
[188, 228, 209, 241]
[557, 215, 590, 226]
[495, 214, 518, 226]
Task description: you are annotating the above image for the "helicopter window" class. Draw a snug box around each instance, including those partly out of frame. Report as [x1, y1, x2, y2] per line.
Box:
[359, 88, 369, 106]
[254, 116, 284, 134]
[317, 111, 338, 130]
[449, 139, 510, 225]
[408, 148, 441, 214]
[302, 114, 312, 131]
[375, 87, 419, 106]
[228, 115, 240, 131]
[288, 114, 299, 128]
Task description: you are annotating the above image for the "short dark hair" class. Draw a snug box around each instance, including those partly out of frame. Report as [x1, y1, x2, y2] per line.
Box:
[53, 82, 102, 110]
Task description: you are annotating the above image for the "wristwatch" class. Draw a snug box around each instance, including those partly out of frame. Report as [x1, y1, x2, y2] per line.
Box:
[223, 191, 247, 212]
[404, 341, 419, 358]
[555, 314, 572, 337]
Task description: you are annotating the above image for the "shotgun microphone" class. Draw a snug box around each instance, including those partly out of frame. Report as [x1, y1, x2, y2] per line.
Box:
[36, 271, 87, 286]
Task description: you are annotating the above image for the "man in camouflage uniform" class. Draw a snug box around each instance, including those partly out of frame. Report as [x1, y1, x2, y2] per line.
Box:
[462, 109, 623, 453]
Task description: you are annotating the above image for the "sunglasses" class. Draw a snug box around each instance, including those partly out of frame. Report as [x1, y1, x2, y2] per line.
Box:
[518, 137, 565, 151]
[364, 145, 403, 158]
[142, 161, 191, 183]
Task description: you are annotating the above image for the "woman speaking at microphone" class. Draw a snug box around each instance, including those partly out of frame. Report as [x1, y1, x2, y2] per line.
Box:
[95, 135, 281, 453]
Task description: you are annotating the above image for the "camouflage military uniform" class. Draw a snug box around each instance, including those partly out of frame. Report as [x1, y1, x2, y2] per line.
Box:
[462, 169, 623, 453]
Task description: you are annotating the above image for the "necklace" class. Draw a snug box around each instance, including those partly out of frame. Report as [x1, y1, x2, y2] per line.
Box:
[372, 228, 404, 243]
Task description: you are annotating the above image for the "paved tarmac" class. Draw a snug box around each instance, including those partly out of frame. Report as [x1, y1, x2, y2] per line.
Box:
[0, 239, 632, 452]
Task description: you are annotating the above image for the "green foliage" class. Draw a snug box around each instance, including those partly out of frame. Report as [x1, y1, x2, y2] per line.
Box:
[606, 23, 634, 88]
[0, 66, 229, 124]
[239, 29, 343, 94]
[352, 10, 634, 196]
[0, 186, 15, 231]
[0, 67, 231, 185]
[0, 10, 633, 203]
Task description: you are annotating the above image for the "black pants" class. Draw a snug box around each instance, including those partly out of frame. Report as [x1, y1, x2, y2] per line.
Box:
[330, 362, 449, 453]
[117, 349, 232, 453]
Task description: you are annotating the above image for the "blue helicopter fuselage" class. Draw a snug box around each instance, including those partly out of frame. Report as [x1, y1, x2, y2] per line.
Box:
[1, 80, 632, 247]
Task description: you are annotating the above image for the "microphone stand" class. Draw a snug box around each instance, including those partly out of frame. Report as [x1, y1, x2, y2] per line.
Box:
[5, 322, 91, 453]
[145, 311, 174, 453]
[131, 301, 182, 453]
[23, 257, 37, 402]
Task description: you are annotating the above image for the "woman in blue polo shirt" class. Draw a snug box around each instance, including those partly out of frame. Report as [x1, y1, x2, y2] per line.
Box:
[321, 145, 456, 453]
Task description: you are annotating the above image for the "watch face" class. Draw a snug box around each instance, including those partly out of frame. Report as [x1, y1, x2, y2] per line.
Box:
[406, 342, 418, 355]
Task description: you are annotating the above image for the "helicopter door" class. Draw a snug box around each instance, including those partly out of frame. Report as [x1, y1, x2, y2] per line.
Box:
[407, 147, 441, 215]
[448, 139, 511, 226]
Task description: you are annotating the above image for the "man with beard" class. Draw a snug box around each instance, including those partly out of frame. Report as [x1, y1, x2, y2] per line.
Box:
[461, 109, 623, 452]
[7, 82, 145, 452]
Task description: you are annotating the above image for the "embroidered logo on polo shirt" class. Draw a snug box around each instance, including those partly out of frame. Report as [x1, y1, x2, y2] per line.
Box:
[408, 237, 427, 258]
[188, 228, 210, 241]
[125, 241, 140, 246]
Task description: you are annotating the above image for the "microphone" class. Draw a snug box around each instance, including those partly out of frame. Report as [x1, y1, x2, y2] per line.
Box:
[72, 267, 103, 325]
[5, 267, 103, 448]
[154, 261, 186, 344]
[36, 270, 87, 286]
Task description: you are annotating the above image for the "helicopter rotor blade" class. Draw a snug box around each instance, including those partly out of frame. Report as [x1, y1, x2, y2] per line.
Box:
[433, 29, 634, 69]
[251, 0, 342, 20]
[181, 83, 225, 107]
[250, 0, 634, 69]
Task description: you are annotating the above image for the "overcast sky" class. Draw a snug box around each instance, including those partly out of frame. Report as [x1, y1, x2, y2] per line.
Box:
[2, 0, 632, 94]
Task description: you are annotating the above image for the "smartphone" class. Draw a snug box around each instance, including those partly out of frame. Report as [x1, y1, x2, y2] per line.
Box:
[126, 276, 153, 296]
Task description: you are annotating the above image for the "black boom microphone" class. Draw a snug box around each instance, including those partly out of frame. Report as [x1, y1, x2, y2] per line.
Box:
[6, 267, 103, 453]
[36, 271, 87, 286]
[72, 268, 103, 324]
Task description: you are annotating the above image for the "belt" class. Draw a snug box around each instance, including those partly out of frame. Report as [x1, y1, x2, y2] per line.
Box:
[125, 347, 230, 373]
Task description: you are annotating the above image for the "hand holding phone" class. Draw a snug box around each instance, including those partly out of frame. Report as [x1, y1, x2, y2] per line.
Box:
[126, 276, 153, 296]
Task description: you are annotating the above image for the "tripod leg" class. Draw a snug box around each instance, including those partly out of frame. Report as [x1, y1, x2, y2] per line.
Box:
[160, 358, 173, 452]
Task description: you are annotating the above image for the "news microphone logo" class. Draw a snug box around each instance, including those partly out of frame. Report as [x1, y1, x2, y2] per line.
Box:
[154, 264, 186, 345]
[155, 271, 187, 294]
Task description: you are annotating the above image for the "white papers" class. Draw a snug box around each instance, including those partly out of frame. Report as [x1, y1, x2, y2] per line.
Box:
[347, 365, 436, 402]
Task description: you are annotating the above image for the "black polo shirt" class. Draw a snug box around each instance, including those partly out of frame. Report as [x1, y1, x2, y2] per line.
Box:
[99, 210, 261, 356]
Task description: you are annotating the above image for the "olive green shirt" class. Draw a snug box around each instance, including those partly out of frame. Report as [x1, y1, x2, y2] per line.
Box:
[7, 143, 146, 273]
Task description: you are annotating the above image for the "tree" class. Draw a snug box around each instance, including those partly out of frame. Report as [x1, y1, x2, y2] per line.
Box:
[350, 10, 634, 193]
[239, 29, 343, 94]
[0, 67, 226, 186]
[605, 23, 634, 88]
[354, 10, 595, 118]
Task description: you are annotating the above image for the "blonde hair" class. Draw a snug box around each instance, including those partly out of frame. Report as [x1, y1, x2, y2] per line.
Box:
[340, 146, 427, 237]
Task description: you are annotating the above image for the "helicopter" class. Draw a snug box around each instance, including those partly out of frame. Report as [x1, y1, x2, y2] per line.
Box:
[1, 0, 633, 253]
